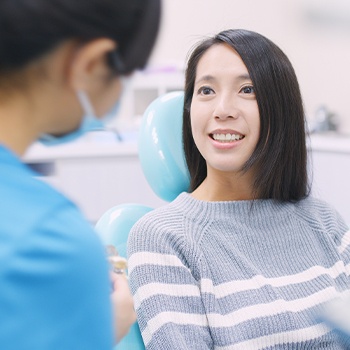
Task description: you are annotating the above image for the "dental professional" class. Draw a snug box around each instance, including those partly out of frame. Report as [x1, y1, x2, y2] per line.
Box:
[128, 29, 350, 349]
[0, 0, 160, 349]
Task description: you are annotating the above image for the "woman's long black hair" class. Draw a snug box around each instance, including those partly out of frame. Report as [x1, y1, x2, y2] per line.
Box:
[183, 29, 310, 202]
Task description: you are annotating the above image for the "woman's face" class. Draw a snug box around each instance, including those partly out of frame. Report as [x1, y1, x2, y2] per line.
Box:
[190, 43, 260, 177]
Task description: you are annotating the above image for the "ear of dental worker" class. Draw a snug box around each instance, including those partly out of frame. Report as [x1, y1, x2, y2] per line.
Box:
[38, 38, 122, 145]
[69, 38, 123, 118]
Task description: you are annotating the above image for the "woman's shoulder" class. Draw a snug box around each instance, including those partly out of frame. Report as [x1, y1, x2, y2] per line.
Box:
[128, 192, 207, 255]
[296, 195, 340, 217]
[132, 192, 193, 224]
[294, 195, 348, 233]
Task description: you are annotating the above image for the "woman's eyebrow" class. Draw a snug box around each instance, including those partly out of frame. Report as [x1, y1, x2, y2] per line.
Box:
[236, 73, 251, 82]
[195, 73, 252, 85]
[195, 75, 216, 85]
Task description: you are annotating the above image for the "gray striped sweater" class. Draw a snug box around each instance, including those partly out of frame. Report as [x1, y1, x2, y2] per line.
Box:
[127, 192, 350, 349]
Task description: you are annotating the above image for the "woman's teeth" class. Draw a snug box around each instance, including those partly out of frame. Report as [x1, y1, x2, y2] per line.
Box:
[212, 133, 244, 142]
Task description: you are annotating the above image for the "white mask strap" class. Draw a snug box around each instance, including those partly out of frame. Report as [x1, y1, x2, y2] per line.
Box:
[76, 90, 95, 116]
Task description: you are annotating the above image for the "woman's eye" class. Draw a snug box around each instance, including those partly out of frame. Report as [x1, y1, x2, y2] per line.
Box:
[198, 86, 214, 95]
[241, 85, 255, 94]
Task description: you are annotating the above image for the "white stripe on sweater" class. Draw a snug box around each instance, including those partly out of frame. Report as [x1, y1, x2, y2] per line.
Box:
[141, 286, 343, 346]
[133, 282, 200, 309]
[346, 262, 350, 277]
[339, 230, 350, 255]
[216, 324, 330, 350]
[142, 311, 208, 346]
[201, 261, 346, 298]
[128, 252, 189, 275]
[131, 253, 347, 309]
[206, 286, 340, 328]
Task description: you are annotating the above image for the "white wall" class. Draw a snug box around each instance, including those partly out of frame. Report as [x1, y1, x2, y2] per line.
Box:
[147, 0, 350, 133]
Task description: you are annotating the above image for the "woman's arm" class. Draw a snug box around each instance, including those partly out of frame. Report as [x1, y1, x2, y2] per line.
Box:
[127, 220, 213, 349]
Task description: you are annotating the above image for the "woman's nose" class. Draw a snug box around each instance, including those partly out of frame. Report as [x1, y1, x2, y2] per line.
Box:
[214, 96, 239, 120]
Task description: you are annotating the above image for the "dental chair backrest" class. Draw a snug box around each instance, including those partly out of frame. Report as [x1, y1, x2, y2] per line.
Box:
[95, 91, 189, 350]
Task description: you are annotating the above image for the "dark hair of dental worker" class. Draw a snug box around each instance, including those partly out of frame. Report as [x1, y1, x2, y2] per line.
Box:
[183, 29, 308, 201]
[0, 1, 160, 349]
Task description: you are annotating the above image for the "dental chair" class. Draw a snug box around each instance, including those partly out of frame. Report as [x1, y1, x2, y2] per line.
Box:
[95, 91, 190, 350]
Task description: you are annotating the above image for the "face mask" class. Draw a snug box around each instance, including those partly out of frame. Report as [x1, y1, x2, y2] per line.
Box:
[38, 89, 121, 146]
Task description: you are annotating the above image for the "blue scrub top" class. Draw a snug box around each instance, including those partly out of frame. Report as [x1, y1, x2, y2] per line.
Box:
[0, 145, 114, 349]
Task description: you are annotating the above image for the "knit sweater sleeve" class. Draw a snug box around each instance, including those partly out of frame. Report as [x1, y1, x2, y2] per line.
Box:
[300, 198, 350, 276]
[127, 208, 213, 350]
[331, 208, 350, 276]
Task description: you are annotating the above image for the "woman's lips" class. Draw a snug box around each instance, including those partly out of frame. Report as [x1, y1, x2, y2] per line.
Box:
[209, 132, 245, 149]
[210, 132, 245, 143]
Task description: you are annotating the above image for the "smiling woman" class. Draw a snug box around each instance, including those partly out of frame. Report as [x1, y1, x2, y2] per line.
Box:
[128, 29, 350, 349]
[189, 43, 260, 198]
[183, 30, 308, 201]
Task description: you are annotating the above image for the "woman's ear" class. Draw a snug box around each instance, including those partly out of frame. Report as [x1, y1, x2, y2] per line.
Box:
[69, 38, 117, 91]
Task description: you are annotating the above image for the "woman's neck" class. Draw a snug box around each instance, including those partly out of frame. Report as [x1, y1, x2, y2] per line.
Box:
[191, 170, 256, 202]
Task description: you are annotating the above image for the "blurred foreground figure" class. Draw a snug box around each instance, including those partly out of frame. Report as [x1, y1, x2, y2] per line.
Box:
[0, 0, 160, 349]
